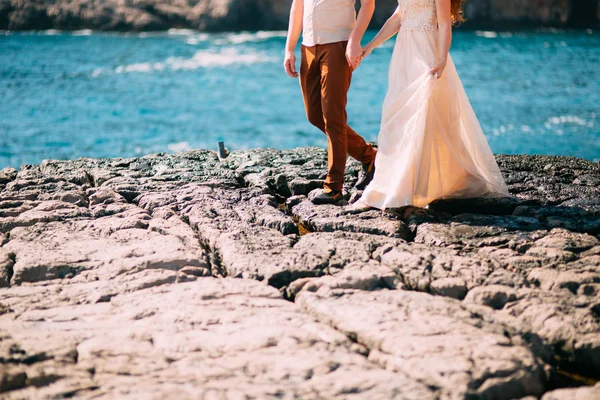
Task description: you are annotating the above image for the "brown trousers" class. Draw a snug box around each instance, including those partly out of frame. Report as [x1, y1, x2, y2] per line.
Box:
[300, 41, 377, 192]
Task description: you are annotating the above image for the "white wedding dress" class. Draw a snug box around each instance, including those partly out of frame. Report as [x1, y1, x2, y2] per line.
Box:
[361, 0, 509, 209]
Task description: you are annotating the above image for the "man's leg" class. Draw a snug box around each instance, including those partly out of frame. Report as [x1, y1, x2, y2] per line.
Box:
[300, 45, 344, 203]
[319, 41, 358, 192]
[299, 45, 326, 136]
[300, 45, 376, 167]
[347, 126, 376, 165]
[301, 42, 376, 198]
[320, 43, 376, 192]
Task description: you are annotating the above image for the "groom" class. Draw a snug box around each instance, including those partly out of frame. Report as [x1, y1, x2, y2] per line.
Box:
[284, 0, 377, 205]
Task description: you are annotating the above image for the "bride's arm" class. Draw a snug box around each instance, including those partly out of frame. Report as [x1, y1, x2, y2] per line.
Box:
[362, 7, 402, 57]
[430, 0, 452, 79]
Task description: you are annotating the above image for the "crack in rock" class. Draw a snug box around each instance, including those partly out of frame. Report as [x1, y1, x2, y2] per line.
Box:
[0, 149, 599, 398]
[297, 288, 549, 399]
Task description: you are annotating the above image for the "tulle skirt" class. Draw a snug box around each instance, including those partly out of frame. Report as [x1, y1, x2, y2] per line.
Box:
[361, 28, 509, 209]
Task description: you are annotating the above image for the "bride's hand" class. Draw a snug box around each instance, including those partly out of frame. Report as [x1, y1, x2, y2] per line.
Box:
[430, 58, 447, 79]
[361, 45, 373, 60]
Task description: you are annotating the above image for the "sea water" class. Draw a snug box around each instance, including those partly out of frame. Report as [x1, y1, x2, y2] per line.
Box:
[0, 29, 598, 169]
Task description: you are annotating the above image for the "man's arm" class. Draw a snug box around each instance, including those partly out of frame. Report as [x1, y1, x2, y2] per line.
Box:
[284, 0, 304, 78]
[347, 0, 375, 69]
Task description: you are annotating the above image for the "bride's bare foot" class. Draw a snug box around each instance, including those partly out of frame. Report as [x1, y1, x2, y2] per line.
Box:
[344, 199, 373, 213]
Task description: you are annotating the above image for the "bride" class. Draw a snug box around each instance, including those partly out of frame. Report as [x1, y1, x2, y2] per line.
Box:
[353, 0, 509, 210]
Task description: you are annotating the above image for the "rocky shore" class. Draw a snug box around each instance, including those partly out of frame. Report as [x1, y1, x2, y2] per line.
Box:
[1, 0, 599, 32]
[0, 147, 599, 398]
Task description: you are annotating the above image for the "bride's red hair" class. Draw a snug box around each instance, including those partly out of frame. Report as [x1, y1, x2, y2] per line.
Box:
[451, 0, 466, 24]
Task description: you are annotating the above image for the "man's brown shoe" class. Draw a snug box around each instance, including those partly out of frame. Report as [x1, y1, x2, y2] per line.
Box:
[310, 188, 344, 205]
[354, 160, 375, 191]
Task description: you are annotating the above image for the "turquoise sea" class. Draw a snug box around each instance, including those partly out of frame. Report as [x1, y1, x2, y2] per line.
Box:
[1, 29, 599, 169]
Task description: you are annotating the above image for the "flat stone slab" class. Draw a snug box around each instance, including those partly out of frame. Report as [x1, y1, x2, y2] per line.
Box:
[500, 289, 600, 377]
[3, 188, 208, 285]
[297, 288, 548, 399]
[541, 385, 600, 400]
[0, 278, 434, 399]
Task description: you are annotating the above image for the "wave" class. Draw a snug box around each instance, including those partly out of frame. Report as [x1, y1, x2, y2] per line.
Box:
[167, 29, 197, 36]
[72, 29, 93, 36]
[137, 30, 211, 42]
[115, 63, 165, 73]
[475, 31, 498, 39]
[96, 48, 272, 76]
[186, 34, 210, 45]
[216, 30, 287, 45]
[41, 29, 61, 35]
[545, 115, 594, 128]
[91, 68, 105, 77]
[491, 124, 517, 136]
[168, 48, 272, 70]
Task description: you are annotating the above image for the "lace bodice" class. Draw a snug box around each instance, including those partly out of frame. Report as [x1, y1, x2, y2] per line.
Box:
[398, 0, 438, 31]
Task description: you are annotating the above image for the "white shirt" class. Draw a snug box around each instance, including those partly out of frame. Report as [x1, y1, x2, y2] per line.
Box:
[302, 0, 357, 47]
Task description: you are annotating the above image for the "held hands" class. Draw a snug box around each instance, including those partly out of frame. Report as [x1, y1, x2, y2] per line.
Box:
[361, 45, 373, 60]
[283, 50, 298, 78]
[346, 40, 363, 70]
[430, 58, 447, 79]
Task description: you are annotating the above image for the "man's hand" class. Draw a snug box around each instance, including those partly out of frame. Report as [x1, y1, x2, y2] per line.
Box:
[284, 50, 298, 78]
[346, 40, 363, 70]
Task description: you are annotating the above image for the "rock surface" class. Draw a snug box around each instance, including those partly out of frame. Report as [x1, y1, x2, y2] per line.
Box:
[0, 147, 599, 398]
[1, 0, 598, 31]
[541, 384, 600, 400]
